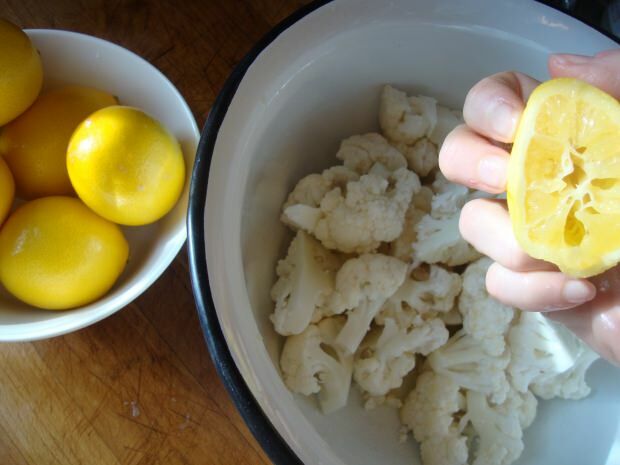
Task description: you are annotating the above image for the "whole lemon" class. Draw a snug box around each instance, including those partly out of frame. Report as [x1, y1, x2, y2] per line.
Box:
[0, 157, 15, 225]
[0, 19, 43, 126]
[0, 196, 129, 310]
[67, 106, 185, 226]
[0, 85, 118, 199]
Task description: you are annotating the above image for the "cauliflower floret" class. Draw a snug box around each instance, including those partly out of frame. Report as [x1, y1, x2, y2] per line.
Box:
[376, 265, 461, 332]
[438, 307, 463, 326]
[284, 165, 420, 254]
[270, 231, 342, 335]
[429, 105, 463, 147]
[336, 133, 407, 174]
[354, 317, 448, 396]
[507, 311, 599, 399]
[413, 212, 481, 266]
[428, 329, 511, 404]
[531, 343, 599, 400]
[400, 370, 466, 442]
[459, 257, 515, 356]
[390, 186, 434, 262]
[280, 317, 353, 413]
[329, 253, 408, 354]
[380, 85, 438, 144]
[283, 165, 360, 210]
[420, 435, 469, 465]
[430, 181, 470, 217]
[394, 138, 438, 177]
[498, 388, 538, 430]
[466, 390, 524, 465]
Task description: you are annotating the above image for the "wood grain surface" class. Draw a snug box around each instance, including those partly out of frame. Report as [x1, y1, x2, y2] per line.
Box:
[0, 1, 309, 464]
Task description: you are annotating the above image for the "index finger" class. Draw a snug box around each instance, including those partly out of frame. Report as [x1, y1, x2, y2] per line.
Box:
[463, 71, 540, 143]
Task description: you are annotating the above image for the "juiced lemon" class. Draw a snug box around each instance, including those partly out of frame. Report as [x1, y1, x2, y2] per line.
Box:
[508, 78, 620, 278]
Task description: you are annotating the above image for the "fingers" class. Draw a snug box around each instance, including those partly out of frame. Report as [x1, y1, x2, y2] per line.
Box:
[439, 125, 509, 193]
[549, 50, 620, 99]
[463, 71, 540, 143]
[459, 198, 555, 272]
[547, 268, 620, 365]
[485, 262, 596, 311]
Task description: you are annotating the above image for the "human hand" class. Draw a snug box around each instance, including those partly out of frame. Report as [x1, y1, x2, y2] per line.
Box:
[439, 50, 620, 365]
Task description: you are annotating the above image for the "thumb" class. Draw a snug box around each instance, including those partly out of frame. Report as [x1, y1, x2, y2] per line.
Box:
[548, 50, 620, 99]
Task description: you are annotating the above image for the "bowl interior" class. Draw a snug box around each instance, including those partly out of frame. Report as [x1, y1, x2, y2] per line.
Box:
[204, 1, 620, 464]
[0, 30, 198, 341]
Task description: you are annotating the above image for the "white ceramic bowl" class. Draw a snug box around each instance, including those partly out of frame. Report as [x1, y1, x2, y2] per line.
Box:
[0, 30, 199, 341]
[189, 1, 620, 464]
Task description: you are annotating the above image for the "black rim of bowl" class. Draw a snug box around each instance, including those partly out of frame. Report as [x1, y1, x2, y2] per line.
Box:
[186, 1, 618, 464]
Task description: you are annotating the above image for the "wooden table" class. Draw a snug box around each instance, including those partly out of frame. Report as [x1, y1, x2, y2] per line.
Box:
[0, 1, 307, 463]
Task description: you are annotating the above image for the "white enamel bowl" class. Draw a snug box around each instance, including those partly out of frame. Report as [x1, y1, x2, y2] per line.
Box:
[188, 1, 620, 464]
[0, 30, 199, 341]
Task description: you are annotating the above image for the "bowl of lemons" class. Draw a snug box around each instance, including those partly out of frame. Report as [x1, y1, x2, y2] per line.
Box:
[0, 19, 199, 341]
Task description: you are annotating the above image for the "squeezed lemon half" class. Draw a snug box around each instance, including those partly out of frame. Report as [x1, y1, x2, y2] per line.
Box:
[508, 78, 620, 278]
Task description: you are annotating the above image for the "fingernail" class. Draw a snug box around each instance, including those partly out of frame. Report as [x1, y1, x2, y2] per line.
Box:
[562, 280, 596, 304]
[490, 101, 519, 140]
[551, 53, 592, 66]
[477, 155, 507, 190]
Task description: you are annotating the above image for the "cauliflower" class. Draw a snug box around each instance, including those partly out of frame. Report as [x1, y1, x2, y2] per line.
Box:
[498, 388, 538, 430]
[466, 390, 524, 465]
[336, 133, 407, 174]
[354, 317, 448, 396]
[283, 165, 359, 210]
[438, 307, 463, 326]
[280, 316, 352, 413]
[390, 186, 434, 262]
[507, 311, 599, 399]
[376, 265, 461, 333]
[389, 201, 426, 262]
[401, 371, 469, 465]
[380, 85, 438, 144]
[329, 253, 408, 354]
[420, 435, 468, 465]
[429, 105, 463, 147]
[427, 329, 511, 404]
[394, 138, 438, 177]
[400, 370, 466, 442]
[413, 212, 481, 266]
[459, 257, 515, 356]
[283, 164, 420, 254]
[270, 231, 342, 335]
[531, 346, 599, 400]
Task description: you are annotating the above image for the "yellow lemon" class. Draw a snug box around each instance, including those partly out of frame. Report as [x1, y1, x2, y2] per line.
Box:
[0, 196, 129, 310]
[508, 78, 620, 278]
[0, 157, 15, 225]
[0, 19, 43, 126]
[0, 85, 118, 199]
[67, 106, 185, 226]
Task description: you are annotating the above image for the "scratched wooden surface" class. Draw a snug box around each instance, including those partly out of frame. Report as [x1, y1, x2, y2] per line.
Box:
[0, 1, 309, 464]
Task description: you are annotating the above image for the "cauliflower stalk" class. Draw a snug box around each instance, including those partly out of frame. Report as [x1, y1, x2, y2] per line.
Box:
[354, 317, 448, 396]
[330, 253, 408, 354]
[280, 316, 352, 413]
[270, 231, 342, 335]
[459, 257, 515, 356]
